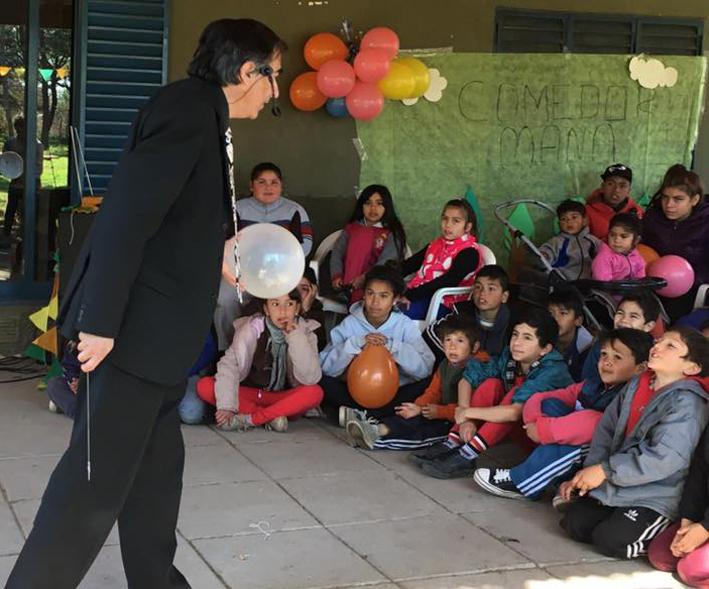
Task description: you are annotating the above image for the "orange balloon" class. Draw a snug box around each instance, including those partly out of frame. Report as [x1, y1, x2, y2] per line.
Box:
[637, 244, 660, 266]
[289, 71, 327, 111]
[304, 33, 348, 70]
[347, 345, 399, 409]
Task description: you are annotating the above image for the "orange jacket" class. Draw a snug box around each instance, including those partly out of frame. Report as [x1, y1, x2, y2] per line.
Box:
[585, 188, 643, 240]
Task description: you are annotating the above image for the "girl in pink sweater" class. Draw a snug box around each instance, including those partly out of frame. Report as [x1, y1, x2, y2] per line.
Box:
[330, 185, 407, 304]
[591, 213, 646, 283]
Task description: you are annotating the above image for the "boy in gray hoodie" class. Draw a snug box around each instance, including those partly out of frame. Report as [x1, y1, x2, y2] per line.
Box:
[559, 326, 709, 560]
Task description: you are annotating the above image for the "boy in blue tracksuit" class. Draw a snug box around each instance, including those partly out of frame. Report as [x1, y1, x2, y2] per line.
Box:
[547, 289, 593, 382]
[319, 265, 435, 422]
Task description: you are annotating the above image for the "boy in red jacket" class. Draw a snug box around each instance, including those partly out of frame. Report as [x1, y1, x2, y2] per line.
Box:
[586, 164, 643, 240]
[474, 328, 653, 500]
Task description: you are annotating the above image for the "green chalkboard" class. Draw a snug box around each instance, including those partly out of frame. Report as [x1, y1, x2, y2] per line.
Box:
[356, 53, 707, 257]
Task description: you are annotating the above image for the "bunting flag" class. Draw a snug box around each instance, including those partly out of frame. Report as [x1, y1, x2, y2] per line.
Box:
[56, 68, 69, 79]
[24, 343, 46, 363]
[636, 191, 653, 210]
[33, 327, 58, 355]
[465, 185, 484, 244]
[39, 68, 54, 82]
[29, 306, 49, 331]
[503, 203, 536, 251]
[14, 67, 25, 76]
[0, 67, 10, 77]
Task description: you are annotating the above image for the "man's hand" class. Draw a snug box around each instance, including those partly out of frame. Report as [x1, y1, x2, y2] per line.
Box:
[421, 404, 439, 419]
[396, 403, 421, 419]
[559, 480, 576, 501]
[77, 332, 115, 372]
[569, 464, 606, 496]
[524, 422, 541, 443]
[364, 333, 387, 347]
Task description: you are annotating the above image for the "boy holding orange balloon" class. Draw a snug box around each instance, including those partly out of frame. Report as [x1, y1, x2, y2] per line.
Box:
[414, 307, 573, 479]
[319, 265, 435, 422]
[346, 314, 488, 450]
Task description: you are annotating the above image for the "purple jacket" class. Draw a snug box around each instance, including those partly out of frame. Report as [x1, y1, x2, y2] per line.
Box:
[591, 242, 646, 282]
[641, 200, 709, 285]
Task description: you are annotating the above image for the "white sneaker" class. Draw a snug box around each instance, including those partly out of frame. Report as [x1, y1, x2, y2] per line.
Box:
[266, 416, 289, 432]
[346, 412, 381, 450]
[220, 413, 255, 432]
[48, 400, 61, 414]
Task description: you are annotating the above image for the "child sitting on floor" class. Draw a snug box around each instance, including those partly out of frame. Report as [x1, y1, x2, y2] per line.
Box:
[412, 307, 573, 479]
[547, 289, 593, 382]
[559, 326, 709, 560]
[399, 199, 483, 320]
[591, 213, 646, 283]
[330, 184, 407, 305]
[649, 425, 709, 588]
[473, 328, 652, 502]
[346, 314, 487, 450]
[319, 265, 435, 422]
[586, 163, 643, 240]
[197, 289, 323, 432]
[539, 199, 600, 281]
[423, 264, 511, 364]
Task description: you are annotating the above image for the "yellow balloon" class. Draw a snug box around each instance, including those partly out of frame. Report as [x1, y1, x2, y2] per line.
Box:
[396, 57, 430, 98]
[378, 61, 415, 100]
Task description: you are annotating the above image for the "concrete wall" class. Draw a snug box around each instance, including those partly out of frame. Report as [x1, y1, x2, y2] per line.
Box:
[169, 1, 709, 243]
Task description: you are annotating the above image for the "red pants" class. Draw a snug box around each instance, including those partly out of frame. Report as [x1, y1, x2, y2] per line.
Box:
[649, 523, 709, 588]
[197, 377, 323, 427]
[448, 378, 533, 453]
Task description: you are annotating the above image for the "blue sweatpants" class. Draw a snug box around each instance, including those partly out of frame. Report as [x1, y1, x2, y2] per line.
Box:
[509, 398, 589, 499]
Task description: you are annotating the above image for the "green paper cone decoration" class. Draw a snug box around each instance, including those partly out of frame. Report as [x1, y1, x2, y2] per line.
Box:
[465, 186, 484, 244]
[503, 203, 535, 251]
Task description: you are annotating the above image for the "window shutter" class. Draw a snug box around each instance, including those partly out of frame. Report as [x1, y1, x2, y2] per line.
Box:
[81, 0, 169, 194]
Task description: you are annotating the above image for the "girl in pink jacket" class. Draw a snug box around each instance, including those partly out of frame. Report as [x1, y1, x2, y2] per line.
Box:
[473, 328, 652, 501]
[591, 213, 646, 283]
[197, 289, 323, 432]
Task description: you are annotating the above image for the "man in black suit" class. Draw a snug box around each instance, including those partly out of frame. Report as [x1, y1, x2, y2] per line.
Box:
[6, 19, 284, 589]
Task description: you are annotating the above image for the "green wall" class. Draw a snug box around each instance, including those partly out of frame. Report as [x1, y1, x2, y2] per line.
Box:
[169, 1, 709, 246]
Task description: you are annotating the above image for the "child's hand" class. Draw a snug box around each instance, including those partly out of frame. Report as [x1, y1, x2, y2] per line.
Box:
[559, 481, 577, 501]
[671, 521, 709, 557]
[69, 378, 79, 394]
[398, 296, 411, 310]
[350, 274, 365, 290]
[455, 406, 474, 424]
[421, 404, 439, 419]
[364, 333, 387, 347]
[332, 276, 343, 290]
[215, 409, 236, 427]
[459, 421, 477, 443]
[396, 403, 421, 418]
[283, 320, 299, 334]
[524, 422, 541, 443]
[300, 283, 317, 312]
[569, 464, 606, 496]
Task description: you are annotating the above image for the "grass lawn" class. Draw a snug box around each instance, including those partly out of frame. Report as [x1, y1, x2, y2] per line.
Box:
[0, 141, 69, 219]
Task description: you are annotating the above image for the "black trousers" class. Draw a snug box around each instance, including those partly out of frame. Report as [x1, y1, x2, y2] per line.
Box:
[320, 375, 430, 420]
[3, 185, 23, 235]
[6, 361, 191, 589]
[560, 495, 670, 559]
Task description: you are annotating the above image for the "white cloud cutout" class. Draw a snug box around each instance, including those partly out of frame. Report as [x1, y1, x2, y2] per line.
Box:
[402, 68, 448, 105]
[629, 55, 678, 89]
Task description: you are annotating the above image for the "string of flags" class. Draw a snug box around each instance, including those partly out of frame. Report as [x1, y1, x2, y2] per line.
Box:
[0, 66, 69, 80]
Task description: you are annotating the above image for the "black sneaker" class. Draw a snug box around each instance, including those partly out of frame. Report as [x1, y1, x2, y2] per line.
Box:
[473, 468, 524, 499]
[408, 442, 457, 467]
[421, 450, 475, 479]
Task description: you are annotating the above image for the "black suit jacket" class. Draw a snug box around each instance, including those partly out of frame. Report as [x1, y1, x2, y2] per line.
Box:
[59, 77, 231, 385]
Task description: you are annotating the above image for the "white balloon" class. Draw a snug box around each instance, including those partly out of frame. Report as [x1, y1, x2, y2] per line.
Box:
[236, 223, 305, 299]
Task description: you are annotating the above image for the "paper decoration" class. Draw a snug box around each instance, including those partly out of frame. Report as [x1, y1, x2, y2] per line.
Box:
[636, 191, 653, 210]
[56, 68, 69, 80]
[465, 186, 484, 244]
[39, 68, 53, 82]
[14, 67, 25, 77]
[29, 306, 49, 331]
[0, 67, 10, 77]
[24, 343, 46, 363]
[47, 294, 58, 320]
[503, 203, 535, 251]
[402, 68, 448, 105]
[33, 327, 58, 355]
[630, 55, 678, 89]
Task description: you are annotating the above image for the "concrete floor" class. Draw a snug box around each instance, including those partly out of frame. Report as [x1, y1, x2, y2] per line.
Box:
[0, 377, 690, 588]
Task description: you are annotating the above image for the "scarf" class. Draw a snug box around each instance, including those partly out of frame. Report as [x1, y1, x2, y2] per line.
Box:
[503, 356, 541, 392]
[265, 317, 287, 392]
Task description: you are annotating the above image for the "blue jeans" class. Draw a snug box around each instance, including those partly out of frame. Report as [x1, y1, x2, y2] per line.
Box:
[510, 398, 588, 498]
[178, 376, 207, 425]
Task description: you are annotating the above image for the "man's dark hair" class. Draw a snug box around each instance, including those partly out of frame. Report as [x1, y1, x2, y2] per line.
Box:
[251, 162, 282, 182]
[599, 328, 653, 365]
[618, 293, 661, 325]
[512, 306, 560, 349]
[556, 199, 586, 218]
[439, 314, 481, 348]
[548, 289, 584, 320]
[475, 264, 509, 292]
[188, 19, 286, 86]
[669, 325, 709, 377]
[364, 265, 405, 297]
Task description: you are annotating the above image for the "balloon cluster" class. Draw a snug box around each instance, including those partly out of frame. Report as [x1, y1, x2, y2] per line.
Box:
[289, 26, 431, 121]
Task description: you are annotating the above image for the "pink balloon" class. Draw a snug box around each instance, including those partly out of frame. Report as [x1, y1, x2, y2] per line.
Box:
[353, 49, 390, 83]
[316, 60, 356, 98]
[360, 27, 400, 60]
[647, 255, 695, 298]
[346, 82, 385, 121]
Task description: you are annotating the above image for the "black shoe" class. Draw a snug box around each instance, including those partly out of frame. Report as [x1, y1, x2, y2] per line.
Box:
[473, 468, 525, 499]
[421, 450, 476, 479]
[408, 442, 456, 467]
